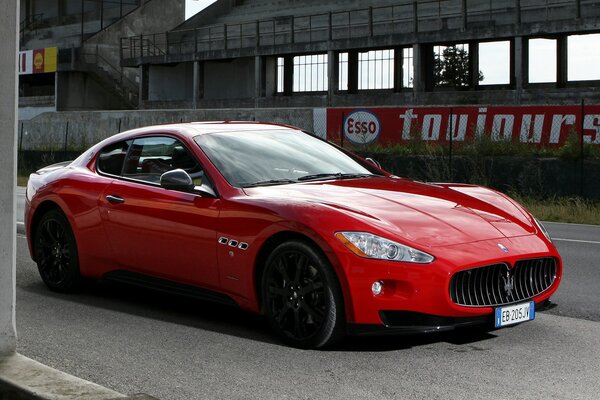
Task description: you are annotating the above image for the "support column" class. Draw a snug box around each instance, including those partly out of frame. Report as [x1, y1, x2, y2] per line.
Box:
[139, 64, 149, 109]
[283, 55, 293, 95]
[393, 47, 402, 92]
[192, 60, 204, 109]
[470, 41, 479, 88]
[347, 50, 358, 94]
[254, 55, 264, 106]
[557, 35, 568, 88]
[513, 36, 524, 102]
[327, 50, 337, 106]
[412, 43, 426, 92]
[0, 0, 18, 356]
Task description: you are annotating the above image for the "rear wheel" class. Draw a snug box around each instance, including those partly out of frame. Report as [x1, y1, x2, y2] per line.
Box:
[34, 209, 82, 292]
[262, 240, 345, 348]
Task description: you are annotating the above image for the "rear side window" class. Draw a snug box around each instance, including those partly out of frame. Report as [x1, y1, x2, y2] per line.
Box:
[97, 140, 131, 176]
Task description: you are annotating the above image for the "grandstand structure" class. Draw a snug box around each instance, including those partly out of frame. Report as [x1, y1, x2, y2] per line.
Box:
[18, 0, 185, 119]
[120, 0, 600, 109]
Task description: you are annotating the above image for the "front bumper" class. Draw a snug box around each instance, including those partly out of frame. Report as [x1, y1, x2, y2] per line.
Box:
[334, 234, 562, 326]
[347, 300, 557, 336]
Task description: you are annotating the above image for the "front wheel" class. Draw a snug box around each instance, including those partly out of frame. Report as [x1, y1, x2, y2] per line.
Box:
[262, 240, 345, 348]
[34, 209, 82, 292]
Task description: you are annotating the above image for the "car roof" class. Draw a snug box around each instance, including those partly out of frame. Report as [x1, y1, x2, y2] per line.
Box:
[118, 121, 303, 141]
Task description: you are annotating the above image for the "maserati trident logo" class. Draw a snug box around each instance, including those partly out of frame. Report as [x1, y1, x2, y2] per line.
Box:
[502, 271, 515, 298]
[497, 243, 509, 253]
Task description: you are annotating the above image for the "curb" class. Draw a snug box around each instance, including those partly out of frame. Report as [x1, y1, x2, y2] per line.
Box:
[0, 353, 158, 400]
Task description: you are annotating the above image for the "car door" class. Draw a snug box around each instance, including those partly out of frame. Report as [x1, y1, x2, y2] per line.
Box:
[97, 135, 220, 288]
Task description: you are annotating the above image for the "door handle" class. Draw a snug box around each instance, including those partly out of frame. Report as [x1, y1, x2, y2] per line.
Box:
[106, 195, 125, 204]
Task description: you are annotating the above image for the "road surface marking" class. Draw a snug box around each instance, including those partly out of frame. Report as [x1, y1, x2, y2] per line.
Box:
[554, 238, 600, 245]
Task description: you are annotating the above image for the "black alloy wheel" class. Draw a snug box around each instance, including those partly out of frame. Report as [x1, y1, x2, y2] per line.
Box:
[262, 240, 344, 348]
[34, 209, 82, 292]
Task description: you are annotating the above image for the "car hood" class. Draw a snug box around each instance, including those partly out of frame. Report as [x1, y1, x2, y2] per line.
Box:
[243, 177, 536, 247]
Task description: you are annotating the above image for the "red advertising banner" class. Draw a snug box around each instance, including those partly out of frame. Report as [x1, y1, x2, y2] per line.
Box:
[326, 106, 600, 146]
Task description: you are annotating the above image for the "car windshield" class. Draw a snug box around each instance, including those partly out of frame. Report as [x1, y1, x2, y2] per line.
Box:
[194, 129, 378, 188]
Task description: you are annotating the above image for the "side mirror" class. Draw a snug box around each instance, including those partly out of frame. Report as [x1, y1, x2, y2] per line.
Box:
[194, 183, 217, 198]
[160, 169, 194, 192]
[365, 157, 382, 169]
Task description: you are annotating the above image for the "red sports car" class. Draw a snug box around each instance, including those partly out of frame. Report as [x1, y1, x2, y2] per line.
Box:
[25, 122, 562, 348]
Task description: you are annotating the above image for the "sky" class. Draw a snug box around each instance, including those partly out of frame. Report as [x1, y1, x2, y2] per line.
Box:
[185, 0, 217, 20]
[478, 34, 600, 84]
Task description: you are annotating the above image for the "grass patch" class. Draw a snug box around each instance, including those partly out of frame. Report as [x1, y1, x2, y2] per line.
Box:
[17, 175, 28, 187]
[515, 196, 600, 225]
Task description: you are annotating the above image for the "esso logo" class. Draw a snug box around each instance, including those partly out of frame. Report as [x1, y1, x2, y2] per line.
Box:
[343, 110, 381, 145]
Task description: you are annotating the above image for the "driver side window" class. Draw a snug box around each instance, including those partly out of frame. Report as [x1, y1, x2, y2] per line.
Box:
[121, 136, 204, 186]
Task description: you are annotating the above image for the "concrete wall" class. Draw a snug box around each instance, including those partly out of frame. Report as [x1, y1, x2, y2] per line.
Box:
[204, 58, 255, 100]
[148, 63, 194, 101]
[0, 0, 18, 356]
[56, 72, 127, 110]
[18, 108, 315, 151]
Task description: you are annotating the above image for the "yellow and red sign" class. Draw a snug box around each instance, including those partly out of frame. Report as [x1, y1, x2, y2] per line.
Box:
[19, 47, 57, 75]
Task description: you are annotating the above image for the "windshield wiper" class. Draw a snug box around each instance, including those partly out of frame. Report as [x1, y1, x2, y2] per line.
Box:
[243, 178, 298, 188]
[297, 173, 373, 182]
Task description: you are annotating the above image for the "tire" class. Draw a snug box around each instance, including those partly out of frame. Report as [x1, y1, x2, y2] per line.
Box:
[262, 240, 345, 349]
[34, 209, 82, 292]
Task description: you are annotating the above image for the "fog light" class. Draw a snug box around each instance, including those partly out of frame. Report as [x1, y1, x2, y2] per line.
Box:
[371, 281, 383, 296]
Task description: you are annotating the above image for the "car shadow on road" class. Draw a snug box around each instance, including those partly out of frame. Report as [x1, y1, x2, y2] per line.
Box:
[333, 329, 498, 352]
[21, 278, 278, 345]
[21, 279, 499, 352]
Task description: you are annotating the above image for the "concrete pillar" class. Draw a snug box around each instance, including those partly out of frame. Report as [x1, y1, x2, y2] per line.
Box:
[557, 35, 568, 88]
[470, 41, 479, 88]
[412, 43, 425, 92]
[192, 60, 204, 109]
[0, 0, 18, 356]
[347, 50, 358, 94]
[254, 55, 264, 106]
[139, 64, 149, 109]
[283, 55, 293, 95]
[327, 50, 337, 106]
[513, 36, 524, 102]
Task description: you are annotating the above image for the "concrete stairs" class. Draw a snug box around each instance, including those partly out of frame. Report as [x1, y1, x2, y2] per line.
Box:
[79, 49, 139, 108]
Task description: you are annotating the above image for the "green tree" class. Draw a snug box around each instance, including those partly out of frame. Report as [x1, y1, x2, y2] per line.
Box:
[433, 46, 484, 87]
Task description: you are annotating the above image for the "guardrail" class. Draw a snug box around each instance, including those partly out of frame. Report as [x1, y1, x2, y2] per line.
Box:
[120, 0, 595, 60]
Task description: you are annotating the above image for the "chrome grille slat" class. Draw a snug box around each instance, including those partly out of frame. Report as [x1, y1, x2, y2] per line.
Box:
[536, 259, 544, 294]
[476, 267, 484, 306]
[529, 261, 537, 296]
[450, 258, 557, 307]
[514, 262, 524, 300]
[483, 265, 492, 305]
[491, 265, 500, 305]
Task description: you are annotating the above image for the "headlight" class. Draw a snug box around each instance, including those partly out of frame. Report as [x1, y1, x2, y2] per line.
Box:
[335, 231, 434, 263]
[534, 218, 552, 242]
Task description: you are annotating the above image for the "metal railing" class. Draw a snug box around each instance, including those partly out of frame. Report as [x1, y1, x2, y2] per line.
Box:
[19, 13, 44, 42]
[121, 0, 595, 60]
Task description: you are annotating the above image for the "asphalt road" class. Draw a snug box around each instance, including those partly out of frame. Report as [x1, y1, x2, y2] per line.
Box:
[13, 191, 600, 400]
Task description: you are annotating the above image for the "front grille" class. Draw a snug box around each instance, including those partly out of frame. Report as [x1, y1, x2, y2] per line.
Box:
[450, 257, 557, 307]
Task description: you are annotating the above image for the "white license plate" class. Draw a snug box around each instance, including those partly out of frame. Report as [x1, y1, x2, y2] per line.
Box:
[494, 301, 535, 328]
